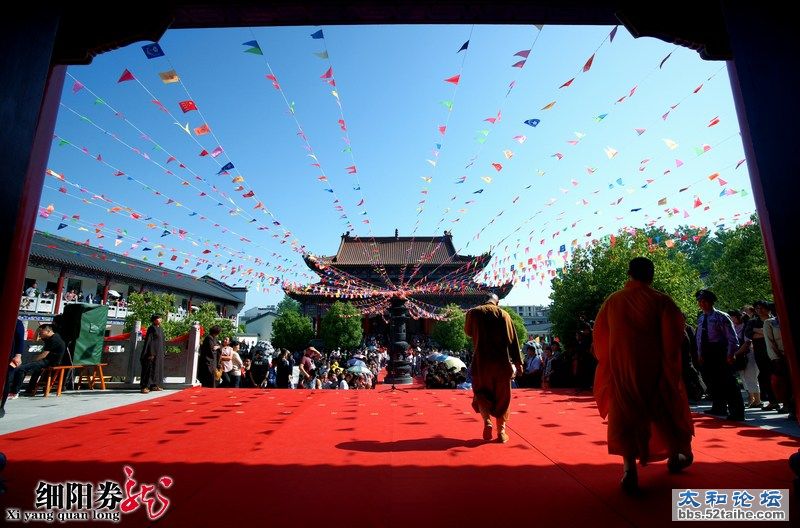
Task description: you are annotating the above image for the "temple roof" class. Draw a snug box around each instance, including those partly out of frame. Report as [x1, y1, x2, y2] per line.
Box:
[309, 232, 486, 267]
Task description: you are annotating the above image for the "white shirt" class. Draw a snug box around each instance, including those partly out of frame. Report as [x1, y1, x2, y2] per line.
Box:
[338, 379, 349, 390]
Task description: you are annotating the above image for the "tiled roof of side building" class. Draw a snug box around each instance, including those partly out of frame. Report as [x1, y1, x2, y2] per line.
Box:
[28, 231, 247, 304]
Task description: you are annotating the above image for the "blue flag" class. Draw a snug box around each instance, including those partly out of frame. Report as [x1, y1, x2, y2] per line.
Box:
[217, 162, 234, 174]
[142, 43, 165, 59]
[57, 223, 67, 230]
[458, 40, 469, 53]
[559, 244, 566, 253]
[311, 29, 324, 39]
[524, 118, 541, 127]
[161, 230, 170, 237]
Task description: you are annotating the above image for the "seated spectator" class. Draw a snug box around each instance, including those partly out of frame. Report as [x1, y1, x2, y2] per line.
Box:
[7, 324, 66, 398]
[24, 282, 39, 298]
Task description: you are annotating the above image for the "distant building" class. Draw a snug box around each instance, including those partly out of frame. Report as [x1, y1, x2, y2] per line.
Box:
[505, 305, 552, 340]
[244, 311, 277, 341]
[241, 306, 277, 323]
[19, 230, 247, 334]
[286, 231, 512, 336]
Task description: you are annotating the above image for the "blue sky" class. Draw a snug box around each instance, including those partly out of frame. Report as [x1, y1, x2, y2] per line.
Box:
[39, 24, 754, 310]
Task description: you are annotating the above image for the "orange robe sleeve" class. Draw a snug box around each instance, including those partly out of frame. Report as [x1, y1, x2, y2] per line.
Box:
[592, 297, 611, 418]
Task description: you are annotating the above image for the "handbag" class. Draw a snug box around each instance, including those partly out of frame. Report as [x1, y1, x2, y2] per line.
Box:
[214, 364, 223, 381]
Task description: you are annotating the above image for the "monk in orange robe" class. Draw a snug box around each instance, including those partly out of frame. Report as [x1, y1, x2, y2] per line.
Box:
[593, 257, 694, 492]
[465, 294, 524, 443]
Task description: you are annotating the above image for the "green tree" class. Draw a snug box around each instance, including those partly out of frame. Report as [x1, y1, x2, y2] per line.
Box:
[124, 292, 176, 335]
[549, 230, 702, 348]
[277, 296, 301, 314]
[707, 218, 772, 310]
[271, 309, 314, 352]
[431, 304, 468, 352]
[501, 307, 529, 345]
[320, 301, 363, 351]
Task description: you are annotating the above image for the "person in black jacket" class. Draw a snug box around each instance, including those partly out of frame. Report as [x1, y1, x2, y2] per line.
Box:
[2, 319, 25, 408]
[140, 314, 166, 394]
[197, 325, 222, 388]
[8, 324, 65, 398]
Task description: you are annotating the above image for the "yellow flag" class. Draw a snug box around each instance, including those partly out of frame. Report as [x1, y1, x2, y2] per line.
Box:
[159, 70, 180, 84]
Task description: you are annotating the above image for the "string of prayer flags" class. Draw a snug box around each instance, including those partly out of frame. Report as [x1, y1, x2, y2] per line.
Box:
[159, 70, 180, 83]
[142, 43, 165, 59]
[583, 53, 595, 72]
[242, 40, 263, 55]
[178, 100, 198, 113]
[117, 69, 135, 83]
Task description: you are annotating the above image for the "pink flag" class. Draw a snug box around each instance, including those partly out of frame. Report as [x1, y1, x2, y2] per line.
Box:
[346, 166, 357, 174]
[693, 196, 703, 208]
[675, 159, 684, 168]
[634, 128, 646, 135]
[693, 84, 703, 94]
[166, 156, 176, 163]
[438, 125, 447, 136]
[511, 60, 526, 68]
[321, 67, 333, 79]
[72, 80, 84, 93]
[582, 54, 595, 72]
[210, 147, 223, 158]
[444, 74, 460, 85]
[708, 116, 720, 127]
[559, 78, 575, 89]
[338, 119, 347, 131]
[514, 49, 531, 58]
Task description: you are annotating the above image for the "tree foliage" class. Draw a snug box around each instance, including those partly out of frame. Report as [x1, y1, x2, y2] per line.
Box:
[277, 296, 301, 314]
[320, 301, 363, 351]
[706, 219, 773, 310]
[124, 292, 236, 344]
[549, 231, 702, 348]
[431, 304, 468, 352]
[501, 307, 529, 345]
[271, 309, 314, 352]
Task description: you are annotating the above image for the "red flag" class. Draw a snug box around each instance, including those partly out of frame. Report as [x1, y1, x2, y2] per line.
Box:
[492, 163, 503, 171]
[194, 124, 211, 136]
[199, 150, 208, 157]
[438, 125, 446, 136]
[559, 78, 575, 88]
[693, 84, 703, 94]
[514, 49, 531, 58]
[117, 69, 135, 82]
[321, 67, 333, 79]
[444, 74, 460, 85]
[582, 54, 595, 72]
[346, 165, 357, 174]
[179, 100, 198, 113]
[511, 60, 526, 68]
[693, 196, 703, 208]
[242, 190, 255, 198]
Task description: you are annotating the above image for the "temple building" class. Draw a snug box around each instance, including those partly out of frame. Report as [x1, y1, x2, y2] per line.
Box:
[286, 231, 512, 336]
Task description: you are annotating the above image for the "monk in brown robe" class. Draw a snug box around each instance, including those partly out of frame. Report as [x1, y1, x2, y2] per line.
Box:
[593, 257, 694, 493]
[465, 294, 523, 443]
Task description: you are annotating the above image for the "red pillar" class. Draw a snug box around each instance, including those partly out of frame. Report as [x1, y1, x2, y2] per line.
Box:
[101, 276, 110, 304]
[54, 268, 66, 313]
[187, 295, 193, 313]
[0, 16, 64, 396]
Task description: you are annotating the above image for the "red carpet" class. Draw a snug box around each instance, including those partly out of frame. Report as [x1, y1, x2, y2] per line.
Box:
[1, 388, 797, 527]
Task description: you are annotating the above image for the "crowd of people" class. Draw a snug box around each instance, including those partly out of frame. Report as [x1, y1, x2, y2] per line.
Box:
[23, 281, 129, 306]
